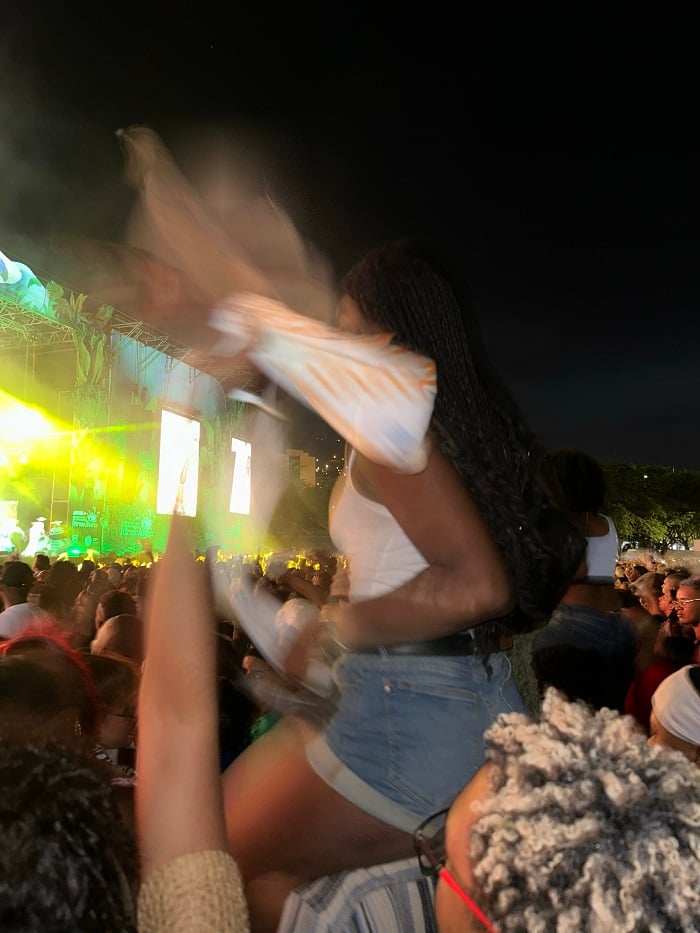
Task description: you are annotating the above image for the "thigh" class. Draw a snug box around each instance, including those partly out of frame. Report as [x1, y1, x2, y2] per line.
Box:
[222, 717, 414, 883]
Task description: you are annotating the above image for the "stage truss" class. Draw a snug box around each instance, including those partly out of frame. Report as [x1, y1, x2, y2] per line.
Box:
[0, 293, 252, 389]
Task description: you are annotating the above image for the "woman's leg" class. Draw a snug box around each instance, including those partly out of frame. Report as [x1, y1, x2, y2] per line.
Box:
[222, 716, 414, 932]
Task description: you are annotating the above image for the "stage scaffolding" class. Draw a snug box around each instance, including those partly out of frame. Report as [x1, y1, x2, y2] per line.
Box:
[0, 282, 254, 556]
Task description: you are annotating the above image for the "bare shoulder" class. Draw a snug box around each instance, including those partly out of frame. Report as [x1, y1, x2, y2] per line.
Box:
[354, 440, 460, 505]
[586, 512, 611, 537]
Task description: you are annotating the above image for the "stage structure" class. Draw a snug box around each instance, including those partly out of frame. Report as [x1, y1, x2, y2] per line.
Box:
[0, 247, 259, 557]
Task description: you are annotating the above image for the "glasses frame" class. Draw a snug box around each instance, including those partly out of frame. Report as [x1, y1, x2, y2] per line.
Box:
[413, 807, 449, 877]
[673, 596, 700, 607]
[413, 809, 499, 933]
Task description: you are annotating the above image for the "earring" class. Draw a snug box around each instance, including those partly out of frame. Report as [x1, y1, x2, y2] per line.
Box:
[74, 719, 82, 737]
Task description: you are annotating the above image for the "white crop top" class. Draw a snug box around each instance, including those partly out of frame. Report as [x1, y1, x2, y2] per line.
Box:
[585, 513, 619, 581]
[328, 451, 429, 602]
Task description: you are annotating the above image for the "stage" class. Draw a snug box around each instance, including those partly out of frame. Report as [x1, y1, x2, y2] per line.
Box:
[0, 247, 260, 557]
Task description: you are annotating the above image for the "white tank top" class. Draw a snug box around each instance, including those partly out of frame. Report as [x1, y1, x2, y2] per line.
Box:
[328, 451, 429, 602]
[585, 513, 619, 581]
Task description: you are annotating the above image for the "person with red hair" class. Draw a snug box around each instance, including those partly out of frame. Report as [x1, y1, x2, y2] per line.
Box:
[0, 624, 99, 745]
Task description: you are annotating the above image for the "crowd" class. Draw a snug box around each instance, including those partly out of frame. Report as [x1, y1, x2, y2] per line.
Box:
[1, 527, 699, 931]
[0, 233, 698, 932]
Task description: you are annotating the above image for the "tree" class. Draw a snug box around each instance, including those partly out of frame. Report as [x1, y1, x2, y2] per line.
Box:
[602, 461, 700, 551]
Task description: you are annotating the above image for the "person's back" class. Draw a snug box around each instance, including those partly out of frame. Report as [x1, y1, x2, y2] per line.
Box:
[0, 628, 99, 746]
[94, 589, 139, 631]
[28, 581, 63, 617]
[0, 628, 138, 840]
[539, 447, 619, 585]
[44, 560, 82, 622]
[530, 448, 636, 711]
[106, 563, 124, 589]
[32, 553, 50, 577]
[584, 517, 619, 580]
[76, 559, 97, 592]
[90, 614, 144, 667]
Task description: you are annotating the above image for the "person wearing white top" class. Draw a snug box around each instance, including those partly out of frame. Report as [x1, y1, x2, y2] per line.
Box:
[0, 560, 52, 639]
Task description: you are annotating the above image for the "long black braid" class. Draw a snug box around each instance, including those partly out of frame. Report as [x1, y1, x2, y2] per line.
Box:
[341, 238, 584, 651]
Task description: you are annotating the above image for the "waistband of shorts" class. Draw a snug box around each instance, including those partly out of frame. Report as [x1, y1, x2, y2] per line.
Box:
[353, 633, 476, 657]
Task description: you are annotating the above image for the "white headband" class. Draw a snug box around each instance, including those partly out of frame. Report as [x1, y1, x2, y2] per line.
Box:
[652, 665, 700, 746]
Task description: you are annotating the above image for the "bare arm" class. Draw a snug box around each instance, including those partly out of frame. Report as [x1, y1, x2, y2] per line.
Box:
[277, 569, 330, 608]
[323, 446, 514, 647]
[136, 514, 227, 879]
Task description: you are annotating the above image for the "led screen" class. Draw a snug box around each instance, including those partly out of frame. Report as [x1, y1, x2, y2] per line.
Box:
[229, 437, 251, 514]
[156, 410, 200, 516]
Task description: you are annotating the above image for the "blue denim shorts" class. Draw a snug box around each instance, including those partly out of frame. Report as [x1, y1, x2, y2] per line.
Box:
[305, 650, 524, 831]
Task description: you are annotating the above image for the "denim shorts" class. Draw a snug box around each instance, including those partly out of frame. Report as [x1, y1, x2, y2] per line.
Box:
[305, 650, 524, 832]
[533, 604, 638, 665]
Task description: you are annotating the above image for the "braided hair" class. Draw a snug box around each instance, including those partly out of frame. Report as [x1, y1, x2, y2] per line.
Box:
[341, 238, 584, 645]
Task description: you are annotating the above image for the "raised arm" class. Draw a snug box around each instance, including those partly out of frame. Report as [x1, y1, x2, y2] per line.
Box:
[136, 514, 250, 931]
[321, 446, 514, 647]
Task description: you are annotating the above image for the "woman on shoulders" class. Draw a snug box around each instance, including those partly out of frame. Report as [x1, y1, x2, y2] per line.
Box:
[221, 237, 584, 931]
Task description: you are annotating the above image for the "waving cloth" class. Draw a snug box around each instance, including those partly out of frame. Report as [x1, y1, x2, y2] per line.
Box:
[211, 292, 437, 473]
[115, 128, 438, 692]
[117, 125, 437, 475]
[117, 125, 337, 325]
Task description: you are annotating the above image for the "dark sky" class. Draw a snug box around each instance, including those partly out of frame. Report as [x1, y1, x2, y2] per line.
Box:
[2, 7, 699, 469]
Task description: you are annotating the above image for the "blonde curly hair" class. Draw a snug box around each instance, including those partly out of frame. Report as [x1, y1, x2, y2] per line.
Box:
[470, 689, 700, 932]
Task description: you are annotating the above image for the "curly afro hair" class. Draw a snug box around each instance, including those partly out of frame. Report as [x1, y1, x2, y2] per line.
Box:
[469, 688, 700, 932]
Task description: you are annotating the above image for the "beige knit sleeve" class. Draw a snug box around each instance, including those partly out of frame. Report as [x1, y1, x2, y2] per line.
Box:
[138, 849, 250, 933]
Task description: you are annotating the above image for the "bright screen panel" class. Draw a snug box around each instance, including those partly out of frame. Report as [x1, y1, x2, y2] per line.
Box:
[229, 437, 251, 514]
[156, 410, 200, 516]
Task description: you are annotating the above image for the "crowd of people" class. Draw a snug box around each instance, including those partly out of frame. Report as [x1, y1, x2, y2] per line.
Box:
[0, 234, 699, 932]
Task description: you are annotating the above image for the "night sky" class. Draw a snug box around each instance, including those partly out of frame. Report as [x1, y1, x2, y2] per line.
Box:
[2, 7, 699, 469]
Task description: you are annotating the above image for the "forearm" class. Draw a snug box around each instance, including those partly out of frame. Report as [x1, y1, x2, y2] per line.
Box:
[138, 515, 227, 878]
[141, 522, 216, 719]
[321, 564, 514, 648]
[278, 569, 328, 607]
[137, 717, 227, 876]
